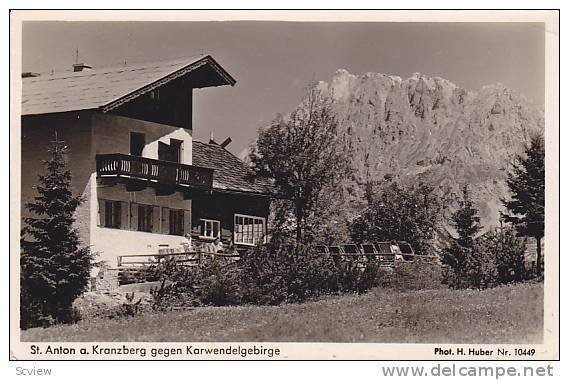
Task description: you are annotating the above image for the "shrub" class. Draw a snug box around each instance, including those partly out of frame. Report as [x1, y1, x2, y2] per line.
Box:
[239, 248, 289, 305]
[478, 227, 528, 284]
[116, 292, 142, 317]
[196, 260, 242, 306]
[390, 258, 443, 290]
[150, 243, 393, 308]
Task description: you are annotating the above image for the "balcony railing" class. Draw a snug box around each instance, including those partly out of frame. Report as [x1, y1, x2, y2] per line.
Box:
[96, 153, 213, 189]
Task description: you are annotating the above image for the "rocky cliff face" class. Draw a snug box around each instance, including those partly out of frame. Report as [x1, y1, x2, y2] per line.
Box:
[318, 70, 544, 228]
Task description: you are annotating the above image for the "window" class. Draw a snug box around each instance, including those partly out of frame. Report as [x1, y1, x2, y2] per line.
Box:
[150, 89, 160, 101]
[130, 132, 145, 156]
[158, 139, 183, 163]
[200, 219, 220, 240]
[169, 209, 185, 236]
[234, 214, 265, 246]
[170, 139, 183, 163]
[103, 200, 122, 229]
[137, 204, 154, 232]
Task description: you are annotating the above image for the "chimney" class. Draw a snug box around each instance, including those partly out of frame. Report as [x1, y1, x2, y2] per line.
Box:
[209, 131, 217, 145]
[220, 137, 232, 149]
[72, 63, 92, 72]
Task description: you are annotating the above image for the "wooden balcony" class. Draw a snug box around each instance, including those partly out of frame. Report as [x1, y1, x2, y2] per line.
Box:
[96, 153, 213, 191]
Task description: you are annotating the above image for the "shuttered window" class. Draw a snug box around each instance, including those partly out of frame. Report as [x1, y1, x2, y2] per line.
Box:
[168, 209, 185, 236]
[137, 204, 154, 232]
[102, 200, 122, 229]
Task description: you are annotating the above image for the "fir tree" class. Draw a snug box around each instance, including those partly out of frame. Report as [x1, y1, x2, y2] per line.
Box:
[502, 133, 545, 277]
[452, 185, 482, 249]
[20, 134, 92, 329]
[443, 185, 493, 289]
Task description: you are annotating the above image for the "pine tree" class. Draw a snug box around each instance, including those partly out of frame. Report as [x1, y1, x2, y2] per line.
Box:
[20, 134, 92, 328]
[452, 185, 482, 249]
[443, 185, 494, 289]
[502, 134, 545, 277]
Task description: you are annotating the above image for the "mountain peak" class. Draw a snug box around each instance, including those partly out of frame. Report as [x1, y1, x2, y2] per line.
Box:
[319, 70, 544, 228]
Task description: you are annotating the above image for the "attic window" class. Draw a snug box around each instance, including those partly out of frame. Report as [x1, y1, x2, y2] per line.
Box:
[150, 89, 161, 101]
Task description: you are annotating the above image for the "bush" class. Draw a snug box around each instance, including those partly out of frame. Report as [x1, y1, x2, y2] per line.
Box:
[197, 260, 242, 306]
[478, 227, 529, 284]
[239, 248, 289, 305]
[443, 226, 530, 290]
[150, 244, 396, 309]
[388, 258, 443, 290]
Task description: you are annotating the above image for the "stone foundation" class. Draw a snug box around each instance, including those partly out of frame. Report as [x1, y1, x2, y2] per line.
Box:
[91, 266, 119, 293]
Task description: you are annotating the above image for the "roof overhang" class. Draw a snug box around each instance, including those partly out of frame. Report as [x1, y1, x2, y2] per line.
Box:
[101, 55, 236, 113]
[21, 55, 236, 116]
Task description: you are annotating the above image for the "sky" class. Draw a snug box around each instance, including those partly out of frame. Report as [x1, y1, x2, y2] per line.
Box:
[22, 21, 545, 156]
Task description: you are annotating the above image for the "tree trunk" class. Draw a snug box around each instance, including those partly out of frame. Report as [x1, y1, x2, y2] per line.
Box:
[295, 203, 303, 251]
[536, 236, 542, 277]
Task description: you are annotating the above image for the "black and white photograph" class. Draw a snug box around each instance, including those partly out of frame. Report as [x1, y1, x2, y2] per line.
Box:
[9, 10, 559, 361]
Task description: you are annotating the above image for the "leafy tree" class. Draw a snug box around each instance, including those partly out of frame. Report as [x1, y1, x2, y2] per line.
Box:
[502, 133, 545, 276]
[250, 84, 350, 246]
[20, 135, 93, 329]
[443, 185, 495, 289]
[349, 181, 444, 255]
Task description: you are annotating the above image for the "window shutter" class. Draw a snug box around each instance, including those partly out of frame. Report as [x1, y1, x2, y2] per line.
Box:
[162, 207, 170, 234]
[120, 201, 129, 230]
[152, 206, 160, 233]
[98, 199, 105, 227]
[130, 203, 139, 231]
[184, 210, 192, 237]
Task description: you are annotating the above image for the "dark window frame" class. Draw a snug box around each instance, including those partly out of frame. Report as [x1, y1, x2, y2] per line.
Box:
[137, 203, 154, 232]
[130, 132, 146, 156]
[168, 208, 185, 236]
[103, 200, 122, 229]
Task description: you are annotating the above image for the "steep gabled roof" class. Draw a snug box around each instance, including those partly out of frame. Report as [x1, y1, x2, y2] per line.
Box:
[192, 141, 273, 195]
[21, 55, 235, 116]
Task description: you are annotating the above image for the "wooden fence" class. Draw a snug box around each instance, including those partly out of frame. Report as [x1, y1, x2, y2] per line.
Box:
[115, 242, 440, 284]
[117, 251, 240, 268]
[116, 250, 241, 285]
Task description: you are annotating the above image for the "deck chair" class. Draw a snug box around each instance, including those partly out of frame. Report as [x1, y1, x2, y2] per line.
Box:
[327, 245, 343, 255]
[398, 242, 415, 261]
[374, 242, 395, 266]
[360, 243, 378, 261]
[342, 244, 360, 254]
[327, 245, 343, 265]
[341, 244, 360, 262]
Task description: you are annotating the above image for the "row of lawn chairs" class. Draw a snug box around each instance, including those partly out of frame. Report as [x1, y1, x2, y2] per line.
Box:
[313, 242, 417, 267]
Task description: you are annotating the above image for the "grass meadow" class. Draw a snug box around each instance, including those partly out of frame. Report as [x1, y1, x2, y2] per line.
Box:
[21, 282, 543, 343]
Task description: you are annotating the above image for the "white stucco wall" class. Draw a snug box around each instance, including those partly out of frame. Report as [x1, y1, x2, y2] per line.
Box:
[90, 113, 194, 267]
[92, 113, 193, 165]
